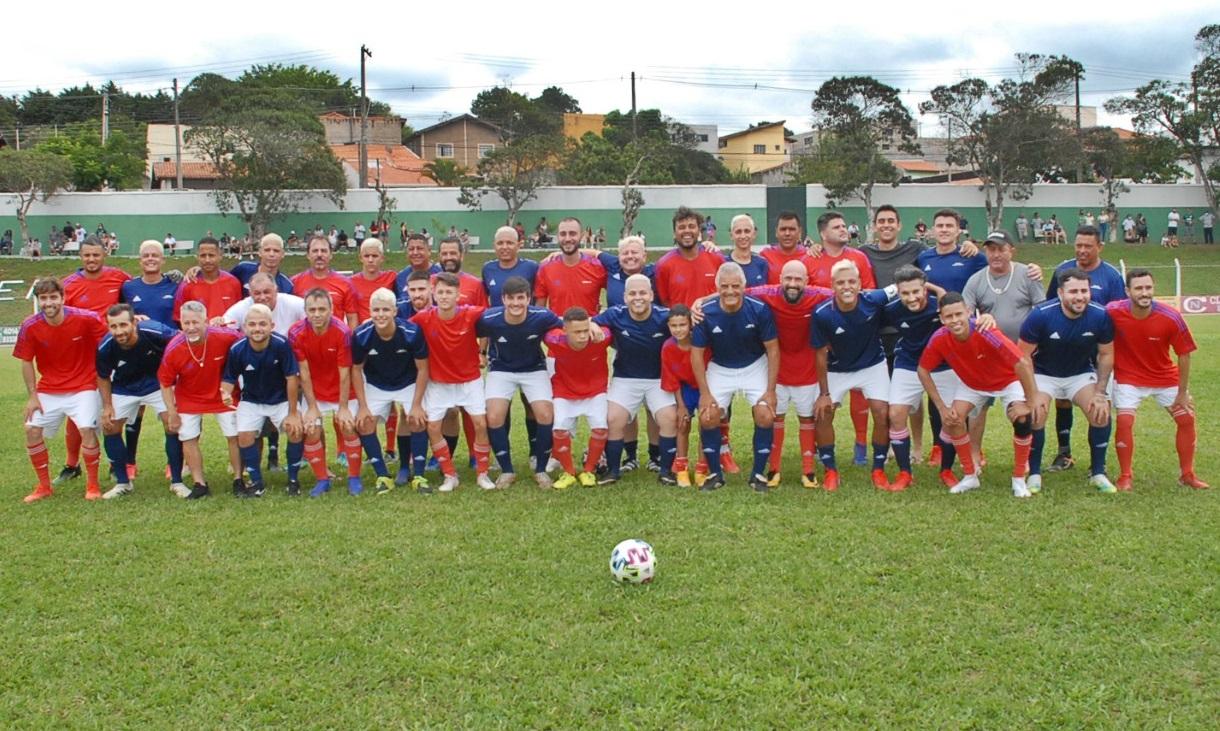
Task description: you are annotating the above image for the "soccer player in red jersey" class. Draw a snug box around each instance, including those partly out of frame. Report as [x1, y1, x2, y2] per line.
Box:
[291, 235, 359, 327]
[654, 206, 723, 308]
[436, 237, 489, 308]
[535, 217, 607, 315]
[545, 307, 613, 489]
[14, 277, 108, 502]
[349, 238, 400, 323]
[917, 293, 1040, 498]
[158, 300, 242, 499]
[1106, 269, 1207, 490]
[173, 237, 243, 321]
[410, 273, 493, 492]
[660, 305, 708, 487]
[759, 211, 818, 284]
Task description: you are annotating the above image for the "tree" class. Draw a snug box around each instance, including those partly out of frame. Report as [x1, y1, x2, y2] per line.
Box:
[470, 86, 577, 139]
[0, 148, 73, 245]
[920, 54, 1084, 229]
[788, 130, 903, 218]
[36, 125, 146, 191]
[422, 159, 468, 186]
[562, 112, 731, 185]
[458, 135, 562, 224]
[186, 104, 346, 239]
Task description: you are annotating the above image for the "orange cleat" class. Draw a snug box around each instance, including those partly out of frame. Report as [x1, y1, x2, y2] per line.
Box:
[720, 450, 741, 474]
[84, 484, 103, 501]
[871, 469, 892, 491]
[890, 471, 913, 492]
[939, 469, 960, 489]
[1179, 473, 1210, 489]
[1116, 474, 1133, 492]
[823, 469, 840, 492]
[24, 486, 53, 503]
[928, 445, 942, 465]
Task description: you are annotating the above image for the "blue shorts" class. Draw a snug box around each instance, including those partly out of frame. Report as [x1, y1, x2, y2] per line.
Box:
[680, 384, 700, 415]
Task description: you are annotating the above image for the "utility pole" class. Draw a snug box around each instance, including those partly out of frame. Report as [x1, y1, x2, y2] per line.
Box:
[101, 91, 110, 144]
[946, 117, 952, 184]
[359, 44, 372, 189]
[1074, 66, 1083, 183]
[173, 78, 183, 190]
[630, 71, 637, 142]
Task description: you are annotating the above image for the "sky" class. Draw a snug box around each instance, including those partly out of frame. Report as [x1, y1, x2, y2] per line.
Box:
[4, 0, 1214, 137]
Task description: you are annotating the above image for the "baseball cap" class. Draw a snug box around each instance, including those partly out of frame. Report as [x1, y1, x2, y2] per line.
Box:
[983, 230, 1014, 246]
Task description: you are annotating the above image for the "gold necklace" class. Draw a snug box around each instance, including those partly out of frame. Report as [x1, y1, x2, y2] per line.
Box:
[185, 336, 207, 368]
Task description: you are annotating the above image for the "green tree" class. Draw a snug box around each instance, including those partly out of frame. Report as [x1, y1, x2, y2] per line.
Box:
[459, 135, 562, 224]
[470, 86, 577, 139]
[563, 112, 730, 185]
[0, 148, 74, 245]
[422, 159, 468, 186]
[36, 125, 146, 191]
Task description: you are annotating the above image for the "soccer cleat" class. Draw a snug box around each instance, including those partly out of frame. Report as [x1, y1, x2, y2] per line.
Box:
[853, 443, 868, 466]
[1178, 473, 1210, 489]
[596, 474, 620, 486]
[939, 469, 960, 489]
[103, 483, 134, 499]
[765, 469, 781, 487]
[620, 458, 639, 473]
[1116, 474, 1133, 492]
[720, 451, 741, 474]
[871, 469, 892, 491]
[375, 476, 395, 495]
[676, 470, 692, 488]
[248, 481, 265, 498]
[395, 467, 411, 486]
[1089, 474, 1117, 494]
[495, 472, 517, 490]
[1047, 452, 1075, 473]
[232, 478, 248, 498]
[170, 482, 191, 499]
[553, 473, 577, 490]
[950, 473, 981, 494]
[823, 470, 840, 492]
[23, 486, 54, 503]
[412, 475, 433, 495]
[126, 464, 138, 481]
[748, 473, 771, 493]
[1011, 477, 1032, 498]
[84, 484, 103, 501]
[438, 474, 459, 493]
[578, 471, 598, 488]
[928, 445, 942, 466]
[546, 457, 562, 473]
[1027, 474, 1043, 495]
[286, 479, 301, 497]
[384, 450, 398, 464]
[694, 463, 709, 487]
[347, 476, 364, 496]
[53, 465, 82, 485]
[309, 479, 331, 497]
[532, 472, 552, 490]
[266, 458, 282, 474]
[657, 471, 678, 486]
[801, 472, 820, 489]
[646, 458, 662, 473]
[476, 473, 497, 491]
[186, 483, 210, 500]
[890, 471, 913, 492]
[699, 472, 726, 492]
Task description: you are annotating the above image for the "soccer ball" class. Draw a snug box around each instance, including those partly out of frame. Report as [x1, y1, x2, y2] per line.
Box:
[609, 539, 655, 584]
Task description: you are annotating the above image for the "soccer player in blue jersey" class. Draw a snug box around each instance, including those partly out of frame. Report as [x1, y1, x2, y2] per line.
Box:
[915, 209, 988, 296]
[1043, 224, 1126, 475]
[351, 289, 430, 495]
[96, 304, 185, 498]
[482, 226, 539, 307]
[1019, 267, 1117, 494]
[478, 276, 562, 489]
[396, 270, 433, 320]
[689, 262, 780, 493]
[723, 214, 770, 287]
[397, 233, 443, 293]
[220, 304, 304, 498]
[593, 273, 680, 485]
[231, 233, 294, 294]
[598, 235, 657, 309]
[811, 260, 894, 492]
[122, 240, 179, 326]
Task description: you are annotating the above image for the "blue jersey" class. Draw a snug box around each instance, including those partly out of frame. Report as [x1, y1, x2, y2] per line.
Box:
[477, 306, 562, 373]
[96, 320, 178, 397]
[222, 334, 299, 404]
[396, 297, 420, 322]
[691, 297, 777, 368]
[593, 304, 672, 379]
[121, 276, 178, 326]
[883, 294, 947, 372]
[916, 246, 986, 294]
[598, 253, 658, 308]
[1047, 260, 1126, 305]
[351, 319, 429, 391]
[1019, 300, 1114, 377]
[396, 262, 443, 293]
[721, 252, 769, 288]
[811, 290, 889, 372]
[231, 261, 295, 295]
[481, 259, 540, 307]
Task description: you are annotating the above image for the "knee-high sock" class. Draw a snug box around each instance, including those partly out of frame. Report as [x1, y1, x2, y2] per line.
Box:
[1055, 404, 1074, 454]
[872, 441, 889, 471]
[672, 456, 689, 474]
[584, 429, 608, 473]
[286, 441, 305, 480]
[533, 424, 553, 474]
[658, 435, 677, 473]
[1088, 423, 1111, 476]
[889, 428, 912, 473]
[938, 426, 957, 471]
[65, 420, 82, 468]
[701, 426, 723, 475]
[430, 440, 457, 477]
[303, 438, 328, 480]
[1171, 406, 1197, 476]
[240, 444, 262, 484]
[343, 434, 364, 478]
[410, 432, 429, 477]
[604, 439, 624, 478]
[82, 442, 100, 486]
[28, 440, 51, 489]
[1114, 412, 1136, 477]
[817, 443, 837, 472]
[103, 433, 129, 484]
[752, 425, 772, 478]
[800, 421, 817, 474]
[358, 434, 389, 477]
[264, 424, 280, 463]
[948, 432, 975, 475]
[165, 433, 184, 484]
[488, 424, 514, 473]
[769, 422, 785, 473]
[396, 433, 411, 470]
[472, 441, 491, 475]
[444, 433, 459, 456]
[385, 410, 399, 453]
[125, 411, 143, 465]
[461, 411, 476, 457]
[1029, 428, 1046, 476]
[553, 430, 575, 474]
[624, 439, 638, 462]
[648, 441, 660, 463]
[521, 412, 538, 463]
[719, 414, 732, 454]
[1012, 434, 1032, 478]
[850, 390, 868, 446]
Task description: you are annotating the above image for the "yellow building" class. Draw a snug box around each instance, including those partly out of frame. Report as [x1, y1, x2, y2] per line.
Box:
[563, 113, 606, 141]
[718, 121, 791, 175]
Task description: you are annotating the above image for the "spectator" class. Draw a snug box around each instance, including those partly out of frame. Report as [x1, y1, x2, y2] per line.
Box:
[0, 229, 12, 255]
[459, 228, 471, 253]
[1183, 211, 1195, 243]
[848, 221, 860, 243]
[1032, 213, 1044, 242]
[447, 225, 458, 239]
[914, 219, 928, 241]
[960, 216, 970, 240]
[164, 232, 177, 255]
[337, 229, 349, 250]
[422, 227, 433, 250]
[1098, 209, 1110, 243]
[1202, 209, 1215, 244]
[703, 215, 717, 242]
[399, 221, 409, 247]
[327, 226, 338, 249]
[1123, 214, 1137, 243]
[535, 216, 551, 245]
[1167, 208, 1181, 240]
[26, 237, 42, 258]
[1015, 213, 1029, 242]
[595, 226, 607, 247]
[75, 223, 86, 242]
[1136, 214, 1149, 244]
[95, 222, 107, 236]
[353, 221, 366, 246]
[1084, 210, 1096, 227]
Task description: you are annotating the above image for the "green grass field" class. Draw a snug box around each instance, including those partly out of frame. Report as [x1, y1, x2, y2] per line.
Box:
[1, 245, 1218, 727]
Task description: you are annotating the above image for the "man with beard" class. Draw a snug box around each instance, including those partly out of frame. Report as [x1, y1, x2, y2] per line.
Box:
[292, 235, 359, 327]
[535, 217, 607, 315]
[437, 237, 489, 307]
[759, 211, 815, 284]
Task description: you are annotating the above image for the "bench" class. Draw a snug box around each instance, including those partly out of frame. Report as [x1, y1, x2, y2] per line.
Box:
[61, 240, 81, 254]
[170, 239, 195, 254]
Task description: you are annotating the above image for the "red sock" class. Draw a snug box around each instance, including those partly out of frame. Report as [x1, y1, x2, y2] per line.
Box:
[673, 456, 689, 473]
[461, 411, 476, 456]
[1115, 411, 1136, 477]
[28, 440, 51, 489]
[331, 417, 343, 451]
[431, 440, 457, 477]
[1012, 434, 1032, 478]
[553, 430, 575, 474]
[584, 429, 608, 473]
[719, 419, 730, 440]
[304, 438, 328, 479]
[948, 431, 975, 475]
[343, 435, 363, 478]
[473, 441, 490, 475]
[799, 421, 816, 474]
[769, 423, 785, 472]
[1171, 406, 1196, 476]
[82, 442, 101, 487]
[850, 390, 869, 445]
[65, 420, 82, 467]
[384, 410, 398, 453]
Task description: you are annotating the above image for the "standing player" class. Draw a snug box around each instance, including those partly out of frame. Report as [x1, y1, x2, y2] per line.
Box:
[15, 278, 108, 502]
[917, 293, 1040, 498]
[598, 235, 656, 309]
[437, 237, 489, 307]
[760, 211, 815, 284]
[723, 214, 770, 287]
[545, 308, 613, 489]
[291, 235, 359, 327]
[122, 240, 179, 327]
[396, 232, 442, 293]
[482, 226, 539, 307]
[1106, 269, 1207, 490]
[1019, 269, 1117, 494]
[916, 210, 987, 295]
[535, 217, 607, 315]
[173, 237, 243, 321]
[348, 238, 401, 323]
[231, 233, 294, 294]
[660, 305, 708, 486]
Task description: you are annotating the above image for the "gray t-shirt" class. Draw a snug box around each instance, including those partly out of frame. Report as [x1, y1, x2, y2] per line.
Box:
[861, 239, 926, 288]
[962, 262, 1046, 342]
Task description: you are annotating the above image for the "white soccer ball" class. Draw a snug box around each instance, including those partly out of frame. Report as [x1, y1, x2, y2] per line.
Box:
[609, 539, 656, 584]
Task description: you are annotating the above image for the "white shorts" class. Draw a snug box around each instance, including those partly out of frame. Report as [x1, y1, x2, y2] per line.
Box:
[26, 390, 100, 437]
[112, 391, 167, 423]
[955, 380, 1027, 410]
[315, 399, 358, 418]
[236, 401, 291, 433]
[1036, 373, 1097, 401]
[826, 361, 891, 405]
[706, 356, 770, 411]
[775, 383, 817, 417]
[178, 411, 239, 441]
[425, 379, 486, 421]
[607, 377, 673, 419]
[554, 394, 609, 432]
[1113, 383, 1178, 411]
[888, 368, 960, 410]
[485, 369, 552, 404]
[365, 383, 419, 422]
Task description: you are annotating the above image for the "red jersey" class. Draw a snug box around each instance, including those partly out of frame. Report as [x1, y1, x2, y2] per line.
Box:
[158, 327, 241, 414]
[288, 317, 353, 402]
[348, 270, 399, 323]
[13, 307, 108, 394]
[545, 327, 612, 399]
[410, 305, 485, 383]
[654, 248, 722, 307]
[429, 271, 488, 308]
[806, 247, 877, 290]
[175, 271, 243, 320]
[660, 337, 698, 392]
[63, 267, 131, 315]
[746, 284, 833, 385]
[1106, 300, 1197, 388]
[291, 270, 359, 321]
[760, 246, 819, 285]
[919, 323, 1023, 393]
[535, 255, 607, 315]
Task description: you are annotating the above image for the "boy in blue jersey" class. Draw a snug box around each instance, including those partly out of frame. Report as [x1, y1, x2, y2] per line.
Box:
[478, 276, 561, 489]
[220, 304, 303, 498]
[811, 260, 894, 492]
[689, 262, 780, 493]
[96, 304, 185, 498]
[482, 226, 539, 307]
[1019, 267, 1117, 493]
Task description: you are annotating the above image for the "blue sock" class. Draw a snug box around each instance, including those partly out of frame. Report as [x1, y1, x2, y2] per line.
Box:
[125, 412, 143, 464]
[700, 427, 723, 475]
[489, 424, 514, 473]
[240, 444, 262, 484]
[534, 423, 553, 472]
[891, 433, 912, 472]
[939, 434, 957, 471]
[1056, 405, 1073, 454]
[286, 440, 304, 480]
[818, 444, 837, 471]
[752, 426, 772, 477]
[397, 433, 411, 464]
[410, 432, 428, 477]
[872, 442, 888, 471]
[658, 435, 677, 473]
[266, 430, 280, 463]
[624, 440, 638, 462]
[103, 432, 128, 483]
[165, 433, 184, 483]
[605, 439, 624, 478]
[359, 434, 389, 478]
[648, 442, 660, 463]
[1030, 428, 1046, 476]
[523, 414, 537, 462]
[1088, 423, 1111, 476]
